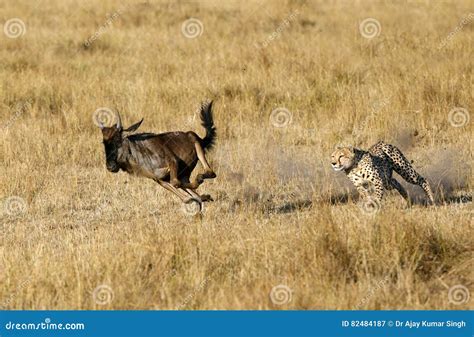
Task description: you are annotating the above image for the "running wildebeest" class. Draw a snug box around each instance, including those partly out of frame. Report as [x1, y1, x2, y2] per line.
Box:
[98, 101, 217, 211]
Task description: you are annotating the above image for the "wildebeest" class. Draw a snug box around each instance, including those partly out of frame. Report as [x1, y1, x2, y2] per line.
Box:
[98, 101, 217, 210]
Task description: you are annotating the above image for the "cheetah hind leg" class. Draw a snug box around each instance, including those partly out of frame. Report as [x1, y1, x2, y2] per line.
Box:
[390, 178, 409, 202]
[419, 180, 435, 205]
[381, 144, 435, 205]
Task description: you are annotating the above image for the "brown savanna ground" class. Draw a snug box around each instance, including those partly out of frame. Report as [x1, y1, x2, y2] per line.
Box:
[0, 0, 472, 310]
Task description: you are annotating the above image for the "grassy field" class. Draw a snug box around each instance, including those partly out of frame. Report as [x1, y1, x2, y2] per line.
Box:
[0, 0, 472, 310]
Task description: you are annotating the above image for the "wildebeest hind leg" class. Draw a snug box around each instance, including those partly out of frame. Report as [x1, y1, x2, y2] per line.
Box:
[194, 142, 216, 182]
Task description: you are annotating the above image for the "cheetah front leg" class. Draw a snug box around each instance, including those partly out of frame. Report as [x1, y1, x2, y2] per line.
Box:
[355, 185, 370, 201]
[355, 180, 384, 212]
[371, 179, 384, 205]
[355, 178, 384, 205]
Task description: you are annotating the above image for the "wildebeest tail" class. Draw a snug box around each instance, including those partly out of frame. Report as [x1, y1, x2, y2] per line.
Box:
[200, 100, 216, 150]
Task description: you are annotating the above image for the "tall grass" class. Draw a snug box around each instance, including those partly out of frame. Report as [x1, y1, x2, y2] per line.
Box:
[0, 0, 472, 309]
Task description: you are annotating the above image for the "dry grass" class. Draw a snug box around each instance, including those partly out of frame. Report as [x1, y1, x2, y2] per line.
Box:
[0, 0, 472, 310]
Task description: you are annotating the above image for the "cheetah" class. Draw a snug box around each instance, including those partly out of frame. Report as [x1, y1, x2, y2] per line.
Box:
[330, 141, 435, 206]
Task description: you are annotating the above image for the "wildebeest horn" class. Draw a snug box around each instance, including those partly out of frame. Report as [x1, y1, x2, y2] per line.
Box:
[124, 119, 144, 133]
[115, 111, 122, 129]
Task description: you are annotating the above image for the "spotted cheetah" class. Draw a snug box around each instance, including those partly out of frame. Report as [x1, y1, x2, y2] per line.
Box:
[330, 141, 435, 205]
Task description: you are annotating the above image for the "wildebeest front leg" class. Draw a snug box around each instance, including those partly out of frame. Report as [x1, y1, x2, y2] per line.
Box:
[167, 158, 182, 188]
[185, 188, 213, 202]
[180, 177, 213, 201]
[157, 180, 193, 203]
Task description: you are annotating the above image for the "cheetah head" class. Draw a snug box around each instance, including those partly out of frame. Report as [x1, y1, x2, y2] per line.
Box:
[330, 146, 355, 172]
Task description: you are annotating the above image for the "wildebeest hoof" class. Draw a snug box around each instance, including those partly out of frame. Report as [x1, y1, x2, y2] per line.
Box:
[200, 194, 214, 202]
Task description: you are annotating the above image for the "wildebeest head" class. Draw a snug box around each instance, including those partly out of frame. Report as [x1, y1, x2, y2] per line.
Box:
[98, 112, 143, 173]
